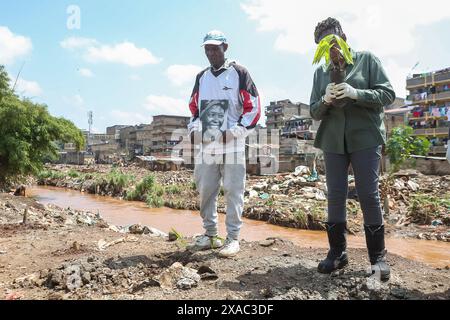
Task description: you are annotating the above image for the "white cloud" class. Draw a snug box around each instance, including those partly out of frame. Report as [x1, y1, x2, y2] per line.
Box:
[60, 37, 98, 50]
[78, 68, 94, 78]
[241, 0, 450, 57]
[0, 26, 32, 65]
[61, 37, 162, 67]
[85, 42, 161, 67]
[144, 95, 190, 117]
[166, 64, 203, 86]
[111, 110, 153, 125]
[14, 78, 42, 97]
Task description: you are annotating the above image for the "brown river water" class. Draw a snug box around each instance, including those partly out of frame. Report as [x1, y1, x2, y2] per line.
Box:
[28, 186, 449, 268]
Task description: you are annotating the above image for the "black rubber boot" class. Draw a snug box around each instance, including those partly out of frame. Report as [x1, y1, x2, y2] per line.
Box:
[318, 222, 349, 274]
[364, 225, 390, 281]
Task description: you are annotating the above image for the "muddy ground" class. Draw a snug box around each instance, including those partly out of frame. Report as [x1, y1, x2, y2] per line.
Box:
[35, 164, 450, 242]
[0, 193, 448, 300]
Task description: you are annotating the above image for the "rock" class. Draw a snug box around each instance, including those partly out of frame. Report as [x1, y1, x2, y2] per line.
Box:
[13, 273, 42, 288]
[14, 185, 26, 197]
[65, 265, 82, 291]
[294, 166, 310, 176]
[177, 278, 198, 290]
[108, 225, 121, 233]
[146, 227, 168, 238]
[71, 241, 81, 251]
[253, 183, 268, 192]
[304, 192, 316, 199]
[259, 239, 276, 247]
[271, 185, 280, 192]
[197, 265, 218, 280]
[248, 190, 259, 199]
[129, 224, 145, 234]
[157, 262, 200, 290]
[315, 190, 326, 201]
[391, 288, 408, 299]
[131, 279, 160, 293]
[407, 180, 419, 191]
[81, 272, 91, 284]
[168, 231, 178, 242]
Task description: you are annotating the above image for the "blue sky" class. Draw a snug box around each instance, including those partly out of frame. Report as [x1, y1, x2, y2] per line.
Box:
[1, 0, 449, 132]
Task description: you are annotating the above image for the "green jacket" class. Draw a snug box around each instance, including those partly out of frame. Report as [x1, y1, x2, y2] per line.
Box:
[310, 50, 396, 154]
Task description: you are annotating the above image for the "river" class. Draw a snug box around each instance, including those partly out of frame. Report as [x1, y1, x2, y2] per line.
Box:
[28, 186, 449, 268]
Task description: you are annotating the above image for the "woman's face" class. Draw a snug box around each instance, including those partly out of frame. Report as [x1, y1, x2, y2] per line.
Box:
[206, 105, 225, 129]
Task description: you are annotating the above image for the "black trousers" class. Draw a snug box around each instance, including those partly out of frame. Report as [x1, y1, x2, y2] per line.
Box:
[324, 146, 383, 226]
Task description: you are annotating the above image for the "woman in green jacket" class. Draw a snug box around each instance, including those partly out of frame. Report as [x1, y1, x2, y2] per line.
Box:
[310, 18, 396, 281]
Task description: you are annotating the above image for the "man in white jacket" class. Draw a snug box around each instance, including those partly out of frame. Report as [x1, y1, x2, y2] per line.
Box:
[187, 30, 261, 257]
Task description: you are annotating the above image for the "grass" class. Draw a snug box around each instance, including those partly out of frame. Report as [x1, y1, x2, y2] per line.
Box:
[126, 175, 156, 201]
[292, 205, 326, 230]
[293, 209, 309, 229]
[125, 174, 165, 208]
[145, 193, 164, 208]
[106, 169, 134, 190]
[408, 193, 450, 225]
[37, 170, 65, 180]
[67, 169, 80, 178]
[165, 185, 182, 195]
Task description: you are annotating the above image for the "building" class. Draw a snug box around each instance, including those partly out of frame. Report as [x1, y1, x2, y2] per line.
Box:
[129, 124, 154, 155]
[386, 97, 406, 110]
[384, 106, 414, 137]
[406, 67, 450, 156]
[265, 100, 311, 130]
[106, 125, 129, 135]
[149, 115, 190, 157]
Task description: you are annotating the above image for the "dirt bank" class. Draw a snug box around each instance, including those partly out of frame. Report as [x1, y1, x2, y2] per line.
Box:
[0, 193, 449, 300]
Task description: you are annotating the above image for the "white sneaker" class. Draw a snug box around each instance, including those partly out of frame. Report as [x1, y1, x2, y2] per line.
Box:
[187, 235, 224, 251]
[218, 238, 240, 257]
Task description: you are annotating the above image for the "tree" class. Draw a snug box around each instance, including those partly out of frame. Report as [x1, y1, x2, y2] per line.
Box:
[0, 65, 85, 187]
[386, 125, 431, 173]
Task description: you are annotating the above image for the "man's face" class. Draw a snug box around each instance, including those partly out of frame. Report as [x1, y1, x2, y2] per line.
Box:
[204, 44, 227, 68]
[206, 105, 225, 129]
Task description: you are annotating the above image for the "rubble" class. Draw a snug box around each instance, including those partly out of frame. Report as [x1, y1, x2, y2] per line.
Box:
[156, 262, 201, 290]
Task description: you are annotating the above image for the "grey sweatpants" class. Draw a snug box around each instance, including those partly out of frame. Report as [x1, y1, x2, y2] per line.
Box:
[194, 152, 246, 240]
[324, 146, 384, 226]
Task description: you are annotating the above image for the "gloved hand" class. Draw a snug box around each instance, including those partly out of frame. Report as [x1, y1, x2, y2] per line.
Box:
[323, 83, 336, 104]
[335, 83, 358, 100]
[229, 125, 248, 140]
[188, 118, 200, 145]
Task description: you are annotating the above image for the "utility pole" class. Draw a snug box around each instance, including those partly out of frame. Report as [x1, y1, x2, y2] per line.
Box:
[12, 61, 26, 92]
[88, 111, 93, 146]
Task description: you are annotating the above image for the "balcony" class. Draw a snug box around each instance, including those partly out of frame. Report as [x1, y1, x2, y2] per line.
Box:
[412, 127, 449, 137]
[407, 69, 450, 89]
[408, 91, 450, 104]
[429, 146, 448, 155]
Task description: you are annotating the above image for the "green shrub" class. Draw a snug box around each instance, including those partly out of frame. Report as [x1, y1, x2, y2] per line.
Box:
[165, 185, 182, 195]
[67, 169, 80, 178]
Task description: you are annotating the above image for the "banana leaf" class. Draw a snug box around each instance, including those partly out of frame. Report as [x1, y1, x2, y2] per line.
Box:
[312, 34, 353, 66]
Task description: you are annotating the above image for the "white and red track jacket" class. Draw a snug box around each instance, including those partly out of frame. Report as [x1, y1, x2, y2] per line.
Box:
[188, 59, 261, 155]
